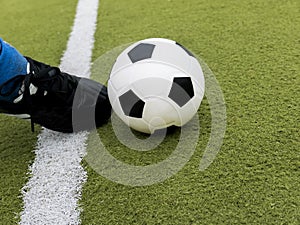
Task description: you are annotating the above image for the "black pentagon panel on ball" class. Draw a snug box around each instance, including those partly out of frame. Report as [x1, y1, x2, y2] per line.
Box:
[168, 77, 194, 107]
[176, 42, 195, 57]
[119, 90, 145, 118]
[128, 43, 155, 63]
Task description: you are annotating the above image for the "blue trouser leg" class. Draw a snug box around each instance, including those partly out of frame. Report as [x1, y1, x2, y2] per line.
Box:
[0, 38, 28, 102]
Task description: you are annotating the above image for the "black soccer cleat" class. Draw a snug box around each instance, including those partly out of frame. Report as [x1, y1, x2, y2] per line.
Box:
[0, 57, 111, 133]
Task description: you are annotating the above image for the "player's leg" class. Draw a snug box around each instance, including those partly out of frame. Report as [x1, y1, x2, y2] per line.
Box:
[0, 38, 111, 132]
[0, 38, 28, 103]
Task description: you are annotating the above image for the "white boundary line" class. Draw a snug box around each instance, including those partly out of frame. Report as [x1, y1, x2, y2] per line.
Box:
[19, 0, 99, 224]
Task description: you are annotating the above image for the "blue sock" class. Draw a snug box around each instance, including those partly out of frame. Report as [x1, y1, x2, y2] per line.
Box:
[0, 38, 28, 102]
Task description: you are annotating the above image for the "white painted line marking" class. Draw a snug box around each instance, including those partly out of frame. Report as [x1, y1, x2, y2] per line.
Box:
[19, 0, 99, 224]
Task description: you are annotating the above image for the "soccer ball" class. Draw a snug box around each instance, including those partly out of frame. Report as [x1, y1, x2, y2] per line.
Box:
[108, 38, 205, 134]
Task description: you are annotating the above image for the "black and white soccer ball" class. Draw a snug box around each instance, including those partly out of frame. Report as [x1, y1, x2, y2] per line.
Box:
[108, 38, 205, 134]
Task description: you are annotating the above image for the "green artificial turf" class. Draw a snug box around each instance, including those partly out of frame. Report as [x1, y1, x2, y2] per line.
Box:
[0, 0, 77, 224]
[0, 0, 298, 224]
[0, 116, 37, 225]
[82, 0, 299, 224]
